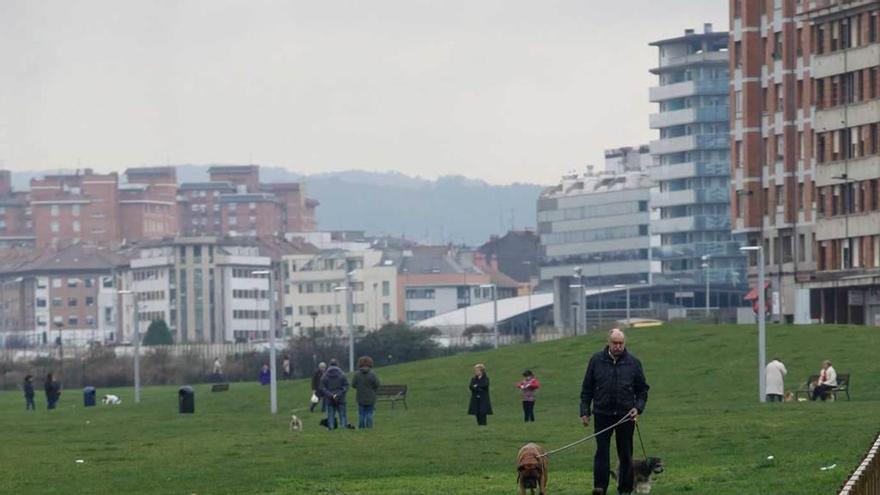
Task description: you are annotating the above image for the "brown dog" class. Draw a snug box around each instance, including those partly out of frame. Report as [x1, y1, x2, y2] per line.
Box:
[516, 442, 548, 495]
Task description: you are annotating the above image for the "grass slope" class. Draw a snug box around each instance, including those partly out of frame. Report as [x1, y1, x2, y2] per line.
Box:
[1, 323, 878, 494]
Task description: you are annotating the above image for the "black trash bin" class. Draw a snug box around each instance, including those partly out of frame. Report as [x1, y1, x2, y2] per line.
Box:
[83, 386, 96, 407]
[178, 386, 194, 414]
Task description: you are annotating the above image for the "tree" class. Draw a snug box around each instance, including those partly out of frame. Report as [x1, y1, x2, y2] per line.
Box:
[356, 322, 440, 367]
[142, 319, 173, 346]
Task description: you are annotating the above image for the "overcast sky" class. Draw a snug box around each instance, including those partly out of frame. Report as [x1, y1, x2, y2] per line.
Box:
[0, 1, 728, 185]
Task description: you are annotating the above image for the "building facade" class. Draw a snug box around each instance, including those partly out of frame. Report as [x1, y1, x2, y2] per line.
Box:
[651, 24, 745, 287]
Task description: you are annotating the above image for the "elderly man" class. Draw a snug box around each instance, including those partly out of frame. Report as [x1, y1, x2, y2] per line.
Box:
[580, 328, 649, 495]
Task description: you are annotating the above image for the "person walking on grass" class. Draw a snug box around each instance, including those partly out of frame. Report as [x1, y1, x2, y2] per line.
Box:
[319, 359, 352, 430]
[44, 373, 61, 410]
[259, 363, 271, 385]
[517, 370, 540, 422]
[24, 375, 35, 411]
[581, 328, 649, 495]
[765, 357, 787, 402]
[352, 356, 380, 429]
[282, 355, 291, 380]
[310, 362, 327, 413]
[468, 363, 492, 426]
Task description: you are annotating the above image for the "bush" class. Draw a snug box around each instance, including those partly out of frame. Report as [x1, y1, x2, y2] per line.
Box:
[143, 320, 174, 346]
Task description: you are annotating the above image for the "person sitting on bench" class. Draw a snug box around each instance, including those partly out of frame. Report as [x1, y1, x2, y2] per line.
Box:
[811, 360, 837, 401]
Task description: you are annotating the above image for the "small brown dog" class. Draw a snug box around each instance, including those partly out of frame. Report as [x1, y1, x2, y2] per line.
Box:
[516, 442, 548, 495]
[784, 391, 795, 402]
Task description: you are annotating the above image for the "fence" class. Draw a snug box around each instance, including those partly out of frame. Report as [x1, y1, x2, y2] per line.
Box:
[838, 432, 880, 495]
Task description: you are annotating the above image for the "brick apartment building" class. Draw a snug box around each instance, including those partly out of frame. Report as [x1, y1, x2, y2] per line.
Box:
[0, 170, 33, 248]
[119, 167, 179, 243]
[730, 0, 880, 323]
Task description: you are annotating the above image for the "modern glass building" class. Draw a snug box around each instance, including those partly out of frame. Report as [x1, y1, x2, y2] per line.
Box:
[649, 24, 745, 286]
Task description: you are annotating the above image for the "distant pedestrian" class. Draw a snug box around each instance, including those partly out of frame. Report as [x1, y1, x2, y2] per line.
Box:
[259, 363, 271, 385]
[282, 356, 291, 380]
[44, 373, 61, 410]
[468, 363, 492, 426]
[24, 375, 35, 411]
[352, 356, 380, 429]
[319, 358, 352, 430]
[212, 358, 223, 379]
[765, 357, 787, 402]
[517, 370, 541, 422]
[310, 362, 327, 413]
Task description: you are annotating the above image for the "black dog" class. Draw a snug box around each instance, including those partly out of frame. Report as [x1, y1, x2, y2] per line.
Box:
[608, 457, 664, 494]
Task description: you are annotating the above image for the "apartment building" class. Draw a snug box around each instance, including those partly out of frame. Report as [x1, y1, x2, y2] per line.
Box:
[0, 171, 33, 248]
[604, 145, 652, 174]
[802, 0, 880, 324]
[650, 24, 745, 287]
[119, 167, 179, 242]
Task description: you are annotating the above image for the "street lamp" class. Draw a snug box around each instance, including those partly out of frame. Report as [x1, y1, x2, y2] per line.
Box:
[523, 261, 533, 342]
[573, 266, 585, 335]
[55, 321, 64, 383]
[333, 272, 356, 372]
[251, 269, 277, 414]
[740, 245, 766, 403]
[614, 284, 630, 326]
[702, 255, 711, 317]
[117, 290, 140, 403]
[480, 283, 498, 349]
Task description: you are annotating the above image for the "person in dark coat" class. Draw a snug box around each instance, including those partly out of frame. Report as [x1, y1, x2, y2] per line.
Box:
[580, 328, 650, 495]
[258, 363, 271, 385]
[351, 356, 381, 429]
[319, 358, 352, 430]
[44, 373, 61, 410]
[24, 375, 35, 411]
[310, 362, 327, 413]
[467, 363, 492, 426]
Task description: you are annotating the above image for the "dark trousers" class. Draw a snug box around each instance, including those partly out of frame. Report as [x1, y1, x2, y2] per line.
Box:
[26, 397, 35, 410]
[766, 393, 783, 402]
[522, 401, 535, 422]
[476, 413, 487, 426]
[47, 398, 58, 410]
[812, 384, 834, 401]
[593, 413, 635, 493]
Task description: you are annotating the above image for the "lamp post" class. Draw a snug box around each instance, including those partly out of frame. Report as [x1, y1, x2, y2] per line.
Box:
[252, 269, 276, 414]
[573, 266, 585, 335]
[117, 290, 140, 403]
[55, 321, 64, 383]
[480, 283, 498, 348]
[702, 255, 711, 317]
[462, 271, 468, 334]
[334, 273, 356, 372]
[740, 245, 766, 403]
[523, 261, 533, 341]
[614, 284, 630, 326]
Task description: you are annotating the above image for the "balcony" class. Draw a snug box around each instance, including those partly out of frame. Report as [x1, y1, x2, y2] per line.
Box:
[815, 99, 880, 132]
[651, 161, 731, 182]
[650, 134, 729, 156]
[652, 187, 731, 208]
[813, 44, 880, 79]
[649, 79, 728, 102]
[654, 51, 729, 72]
[653, 240, 745, 261]
[652, 215, 731, 234]
[649, 107, 728, 129]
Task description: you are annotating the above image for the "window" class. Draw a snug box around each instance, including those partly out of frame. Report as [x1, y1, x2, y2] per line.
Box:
[72, 204, 80, 216]
[382, 281, 390, 297]
[776, 185, 784, 206]
[36, 298, 47, 308]
[67, 278, 79, 288]
[68, 297, 78, 307]
[50, 221, 59, 233]
[52, 278, 62, 288]
[51, 205, 59, 216]
[85, 297, 95, 307]
[68, 316, 78, 326]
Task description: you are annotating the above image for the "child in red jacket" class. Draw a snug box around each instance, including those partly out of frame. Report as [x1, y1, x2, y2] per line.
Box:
[517, 370, 540, 422]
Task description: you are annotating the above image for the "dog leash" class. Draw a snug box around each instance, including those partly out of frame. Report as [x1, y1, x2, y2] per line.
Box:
[539, 413, 633, 458]
[635, 421, 649, 461]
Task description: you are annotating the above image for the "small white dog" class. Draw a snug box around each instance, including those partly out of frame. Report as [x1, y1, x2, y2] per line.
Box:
[102, 394, 122, 405]
[289, 413, 303, 432]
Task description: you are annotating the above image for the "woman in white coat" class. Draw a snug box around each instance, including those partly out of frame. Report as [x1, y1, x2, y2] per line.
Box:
[765, 357, 787, 402]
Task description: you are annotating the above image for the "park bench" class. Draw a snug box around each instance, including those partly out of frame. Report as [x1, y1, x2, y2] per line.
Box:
[794, 373, 849, 401]
[211, 383, 229, 392]
[375, 385, 408, 410]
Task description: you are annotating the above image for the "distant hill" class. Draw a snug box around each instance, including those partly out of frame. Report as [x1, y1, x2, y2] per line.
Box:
[11, 166, 542, 245]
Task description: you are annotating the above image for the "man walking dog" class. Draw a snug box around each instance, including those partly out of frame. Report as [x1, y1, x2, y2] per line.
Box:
[580, 328, 649, 495]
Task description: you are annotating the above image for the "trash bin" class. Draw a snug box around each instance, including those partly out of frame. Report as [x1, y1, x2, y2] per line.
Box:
[83, 386, 96, 407]
[178, 386, 194, 414]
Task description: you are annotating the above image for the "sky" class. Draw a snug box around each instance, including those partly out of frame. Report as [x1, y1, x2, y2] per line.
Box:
[0, 1, 728, 186]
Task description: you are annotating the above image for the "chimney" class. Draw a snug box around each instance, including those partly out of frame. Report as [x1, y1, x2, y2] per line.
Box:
[685, 28, 695, 36]
[704, 23, 713, 33]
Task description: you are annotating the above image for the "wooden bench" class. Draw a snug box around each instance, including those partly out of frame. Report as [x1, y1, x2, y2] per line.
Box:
[375, 385, 408, 410]
[211, 383, 229, 392]
[794, 373, 850, 401]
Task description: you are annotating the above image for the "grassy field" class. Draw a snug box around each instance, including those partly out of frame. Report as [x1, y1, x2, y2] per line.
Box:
[1, 322, 878, 494]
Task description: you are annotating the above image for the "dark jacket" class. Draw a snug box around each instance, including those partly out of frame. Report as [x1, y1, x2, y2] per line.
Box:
[467, 373, 493, 416]
[24, 381, 34, 398]
[44, 381, 61, 401]
[318, 365, 349, 405]
[311, 369, 324, 393]
[580, 347, 649, 418]
[352, 367, 381, 406]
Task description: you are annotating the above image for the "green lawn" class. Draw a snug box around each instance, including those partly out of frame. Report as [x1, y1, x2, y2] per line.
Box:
[2, 322, 878, 494]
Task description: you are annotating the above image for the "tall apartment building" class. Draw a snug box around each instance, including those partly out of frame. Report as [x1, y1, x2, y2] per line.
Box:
[804, 0, 880, 323]
[538, 168, 658, 329]
[604, 145, 652, 174]
[119, 167, 179, 242]
[729, 0, 880, 323]
[650, 24, 745, 287]
[30, 170, 120, 249]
